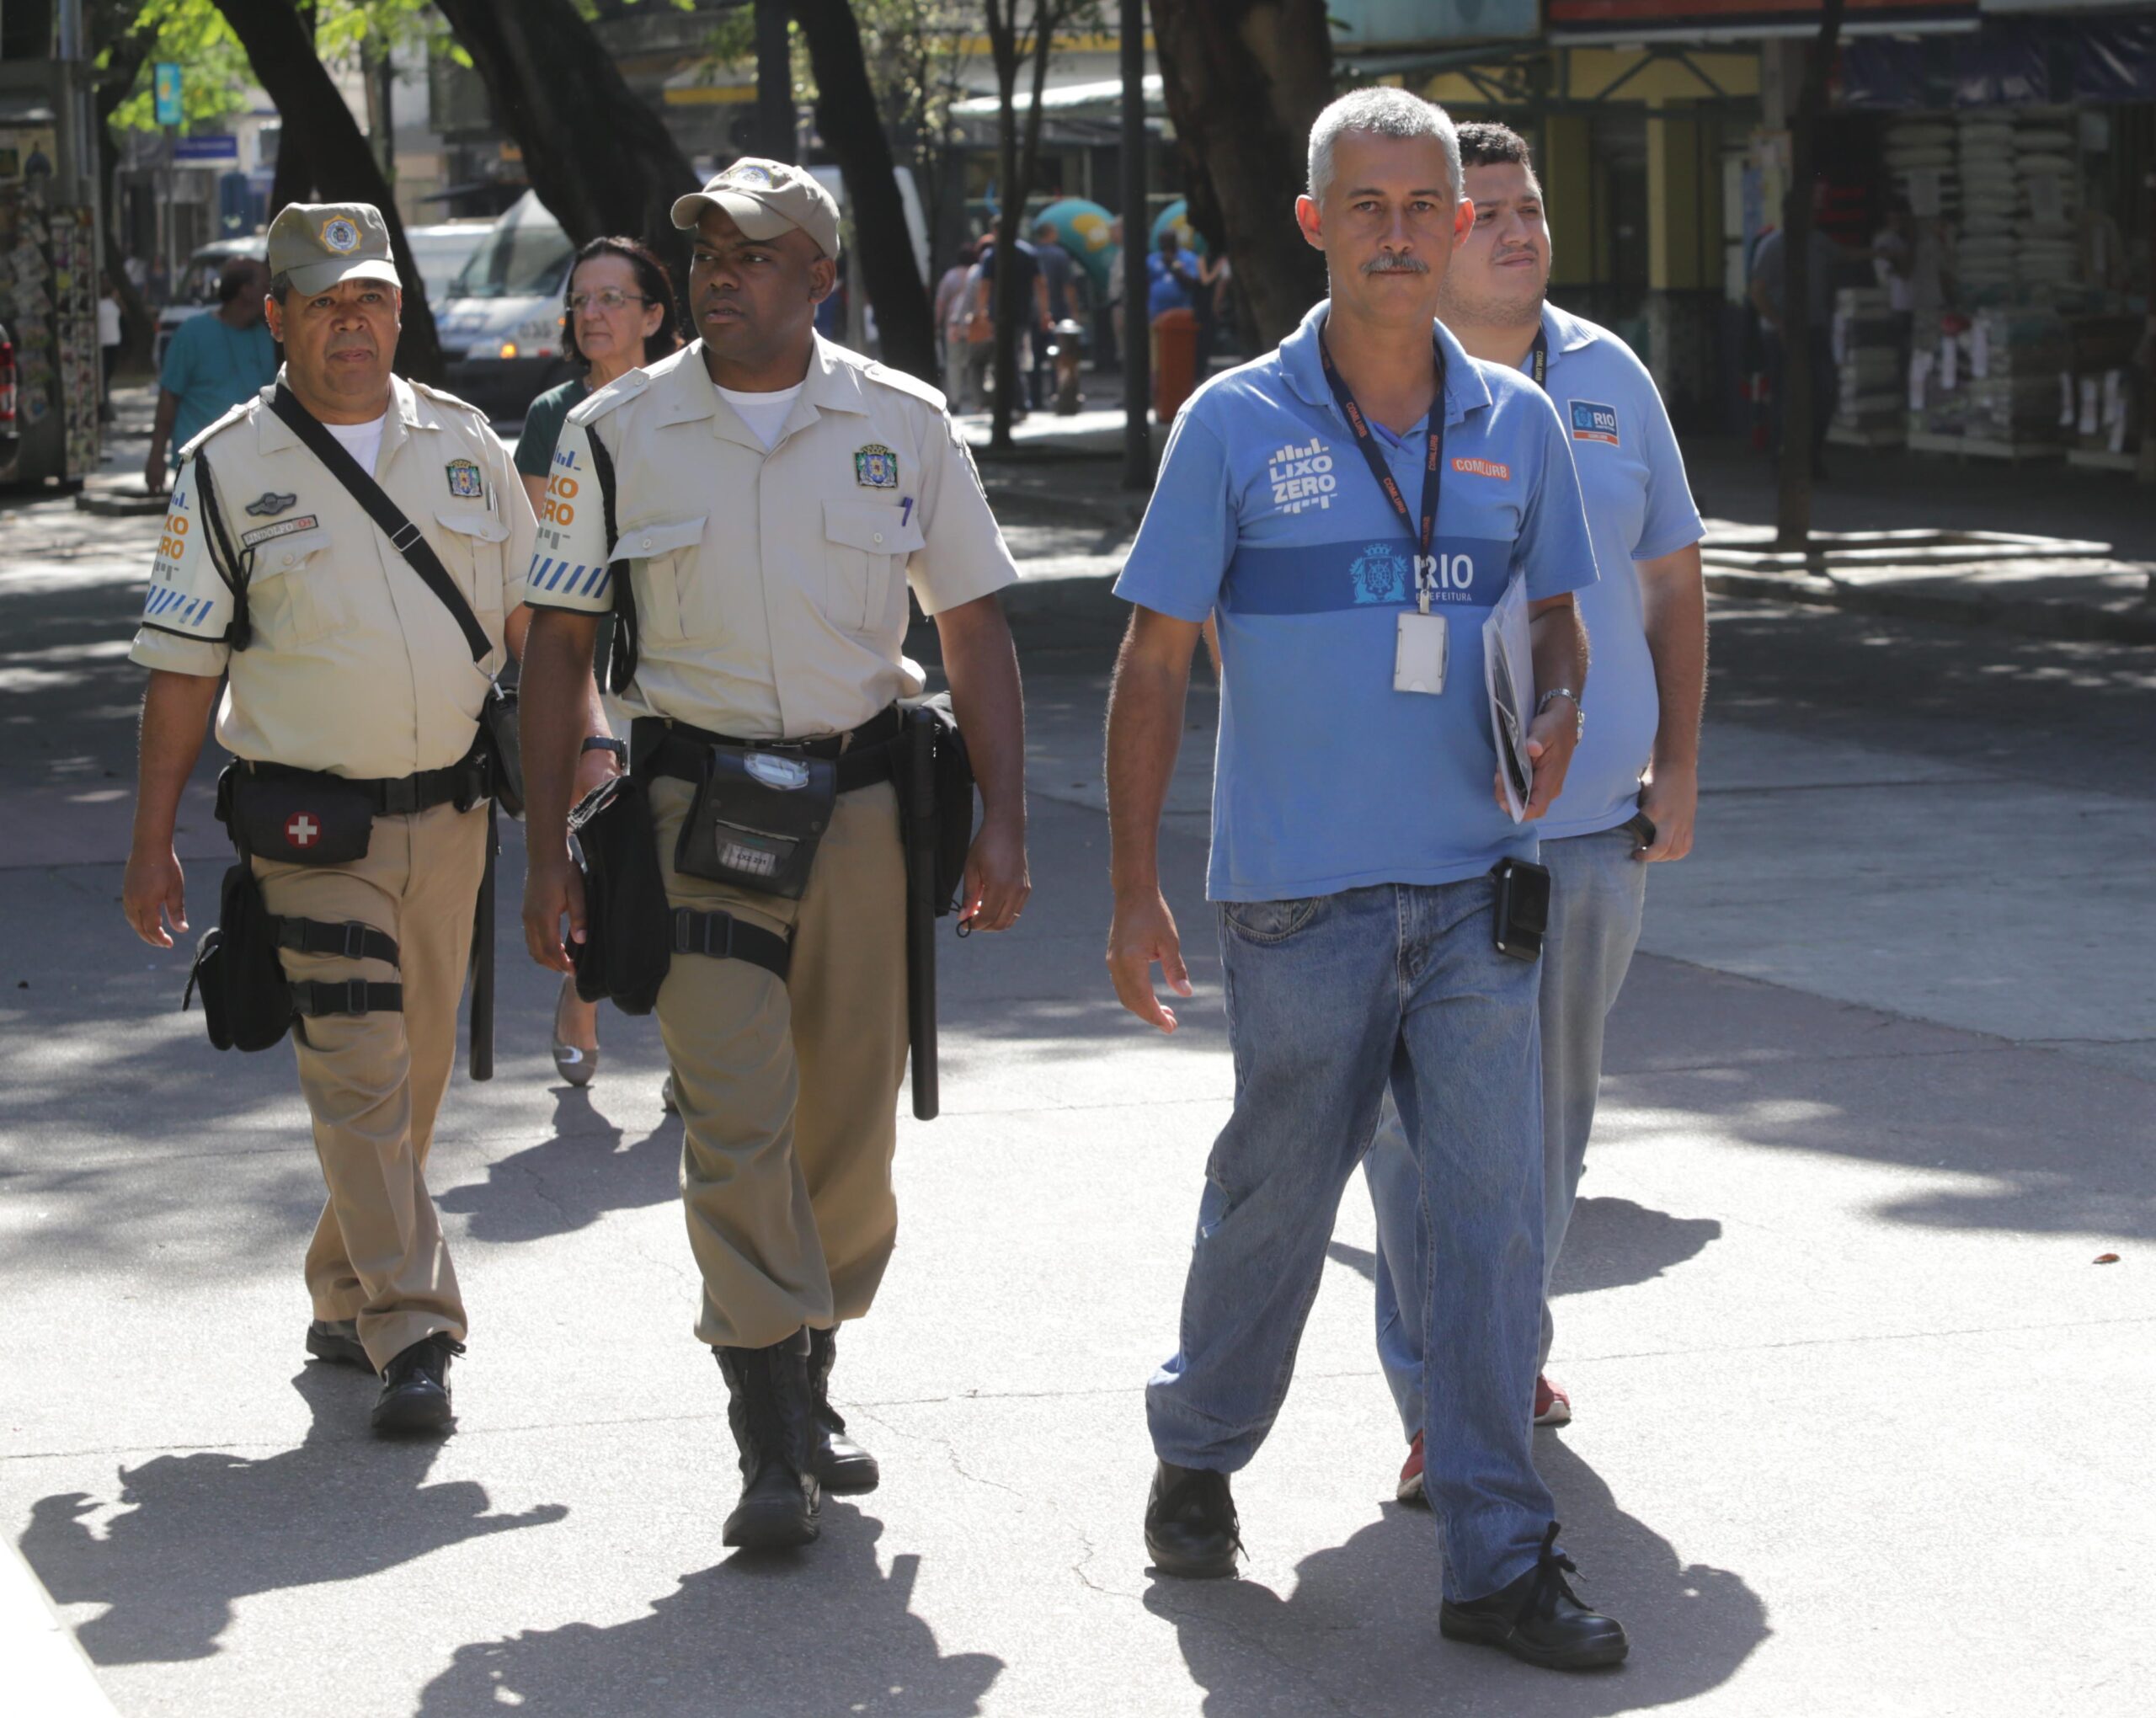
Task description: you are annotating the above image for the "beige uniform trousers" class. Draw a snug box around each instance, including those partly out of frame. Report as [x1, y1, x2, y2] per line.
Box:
[648, 773, 910, 1350]
[253, 800, 487, 1369]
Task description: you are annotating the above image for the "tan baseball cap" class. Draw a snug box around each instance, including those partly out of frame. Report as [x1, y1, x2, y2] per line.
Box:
[266, 202, 401, 296]
[671, 158, 841, 257]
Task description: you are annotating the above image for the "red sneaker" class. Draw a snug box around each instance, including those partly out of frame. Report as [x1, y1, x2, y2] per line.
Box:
[1396, 1430, 1427, 1505]
[1533, 1374, 1572, 1427]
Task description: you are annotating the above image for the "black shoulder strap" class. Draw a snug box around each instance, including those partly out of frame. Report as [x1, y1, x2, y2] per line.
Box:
[267, 384, 491, 663]
[580, 424, 639, 695]
[190, 451, 254, 651]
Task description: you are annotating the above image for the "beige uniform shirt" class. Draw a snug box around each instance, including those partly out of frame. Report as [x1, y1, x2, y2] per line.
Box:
[129, 372, 535, 781]
[528, 335, 1016, 739]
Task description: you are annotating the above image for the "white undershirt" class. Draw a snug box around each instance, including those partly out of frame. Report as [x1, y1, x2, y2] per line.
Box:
[323, 413, 387, 476]
[716, 382, 803, 452]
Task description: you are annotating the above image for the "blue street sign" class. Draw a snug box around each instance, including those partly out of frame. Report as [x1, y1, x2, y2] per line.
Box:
[173, 135, 239, 164]
[153, 63, 183, 127]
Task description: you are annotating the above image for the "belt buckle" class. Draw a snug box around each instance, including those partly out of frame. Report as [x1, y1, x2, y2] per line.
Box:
[337, 978, 370, 1016]
[339, 922, 372, 961]
[382, 777, 419, 816]
[670, 907, 695, 956]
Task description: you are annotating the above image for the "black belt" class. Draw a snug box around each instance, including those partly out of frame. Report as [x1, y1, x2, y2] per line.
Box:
[276, 918, 401, 966]
[246, 740, 489, 816]
[670, 907, 792, 981]
[632, 705, 901, 795]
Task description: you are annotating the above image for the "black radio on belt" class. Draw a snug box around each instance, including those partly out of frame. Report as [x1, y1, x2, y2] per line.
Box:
[675, 746, 838, 899]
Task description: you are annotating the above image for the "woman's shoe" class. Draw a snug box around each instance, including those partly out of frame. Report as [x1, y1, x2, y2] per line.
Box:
[552, 973, 598, 1086]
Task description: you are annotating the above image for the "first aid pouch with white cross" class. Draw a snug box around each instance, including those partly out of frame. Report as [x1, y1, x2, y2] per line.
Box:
[225, 766, 375, 867]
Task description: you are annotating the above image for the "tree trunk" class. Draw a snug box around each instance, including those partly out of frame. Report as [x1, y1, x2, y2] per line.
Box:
[431, 0, 700, 285]
[1149, 0, 1331, 350]
[984, 0, 1055, 451]
[792, 0, 938, 381]
[215, 0, 444, 383]
[265, 2, 318, 215]
[93, 18, 155, 368]
[1774, 0, 1845, 550]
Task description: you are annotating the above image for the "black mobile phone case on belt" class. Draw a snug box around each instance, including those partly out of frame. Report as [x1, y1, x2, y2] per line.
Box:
[674, 746, 838, 900]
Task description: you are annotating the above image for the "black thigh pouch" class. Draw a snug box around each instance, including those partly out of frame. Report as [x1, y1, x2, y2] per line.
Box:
[568, 773, 672, 1013]
[673, 746, 837, 900]
[908, 694, 977, 917]
[184, 862, 297, 1052]
[227, 769, 376, 866]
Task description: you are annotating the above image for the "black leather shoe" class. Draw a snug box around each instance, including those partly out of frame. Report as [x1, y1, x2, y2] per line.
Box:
[1145, 1460, 1241, 1579]
[1439, 1523, 1628, 1670]
[806, 1326, 879, 1493]
[371, 1333, 463, 1436]
[714, 1332, 822, 1550]
[305, 1319, 371, 1371]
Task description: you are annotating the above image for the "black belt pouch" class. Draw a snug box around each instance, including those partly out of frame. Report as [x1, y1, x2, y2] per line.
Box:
[184, 862, 295, 1052]
[899, 695, 977, 916]
[228, 770, 375, 867]
[674, 746, 836, 900]
[483, 676, 525, 817]
[568, 773, 671, 1013]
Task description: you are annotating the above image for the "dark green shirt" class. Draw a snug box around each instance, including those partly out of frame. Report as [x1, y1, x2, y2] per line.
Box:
[514, 376, 589, 480]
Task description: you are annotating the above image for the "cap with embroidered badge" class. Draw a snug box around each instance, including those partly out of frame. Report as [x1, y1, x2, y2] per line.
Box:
[266, 201, 401, 296]
[670, 158, 841, 258]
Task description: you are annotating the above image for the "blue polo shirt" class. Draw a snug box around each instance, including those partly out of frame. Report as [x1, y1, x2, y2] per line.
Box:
[1115, 300, 1598, 903]
[1526, 304, 1705, 839]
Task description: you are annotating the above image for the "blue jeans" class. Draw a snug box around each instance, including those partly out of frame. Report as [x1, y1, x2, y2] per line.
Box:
[1145, 877, 1555, 1601]
[1365, 826, 1648, 1435]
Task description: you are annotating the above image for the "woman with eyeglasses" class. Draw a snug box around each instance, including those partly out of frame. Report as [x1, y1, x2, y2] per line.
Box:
[515, 236, 683, 1086]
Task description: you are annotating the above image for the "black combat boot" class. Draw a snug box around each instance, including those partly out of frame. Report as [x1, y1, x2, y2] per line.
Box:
[371, 1333, 462, 1435]
[1438, 1522, 1629, 1670]
[713, 1331, 823, 1549]
[805, 1326, 880, 1494]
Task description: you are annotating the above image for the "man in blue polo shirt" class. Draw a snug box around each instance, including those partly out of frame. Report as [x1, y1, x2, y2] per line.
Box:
[1105, 88, 1629, 1672]
[1369, 123, 1707, 1505]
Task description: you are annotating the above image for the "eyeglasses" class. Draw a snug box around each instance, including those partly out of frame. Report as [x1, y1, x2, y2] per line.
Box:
[567, 289, 651, 312]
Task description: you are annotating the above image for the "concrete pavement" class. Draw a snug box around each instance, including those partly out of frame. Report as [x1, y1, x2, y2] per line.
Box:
[3, 469, 2153, 1713]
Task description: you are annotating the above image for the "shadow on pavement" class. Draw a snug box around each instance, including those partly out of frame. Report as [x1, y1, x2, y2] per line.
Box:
[436, 1084, 680, 1243]
[1143, 1440, 1765, 1715]
[1327, 1198, 1722, 1304]
[18, 1362, 568, 1664]
[414, 1509, 1003, 1717]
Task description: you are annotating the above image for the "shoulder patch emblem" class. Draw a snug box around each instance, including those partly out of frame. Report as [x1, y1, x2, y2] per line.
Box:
[245, 490, 297, 517]
[320, 216, 361, 254]
[853, 443, 899, 489]
[446, 457, 484, 499]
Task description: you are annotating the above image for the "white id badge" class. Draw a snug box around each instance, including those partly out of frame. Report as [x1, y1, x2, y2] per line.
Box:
[1394, 609, 1448, 695]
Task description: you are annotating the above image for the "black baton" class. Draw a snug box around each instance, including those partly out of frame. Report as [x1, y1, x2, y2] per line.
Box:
[469, 799, 496, 1081]
[903, 707, 939, 1121]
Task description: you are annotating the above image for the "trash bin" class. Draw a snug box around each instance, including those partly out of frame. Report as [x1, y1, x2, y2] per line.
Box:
[1151, 307, 1198, 423]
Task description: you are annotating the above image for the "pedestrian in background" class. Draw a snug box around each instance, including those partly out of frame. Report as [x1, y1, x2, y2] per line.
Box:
[97, 274, 122, 424]
[143, 256, 276, 494]
[519, 161, 1030, 1555]
[121, 204, 608, 1435]
[513, 235, 683, 1090]
[1105, 88, 1628, 1671]
[1363, 121, 1706, 1506]
[935, 237, 979, 409]
[974, 233, 1048, 416]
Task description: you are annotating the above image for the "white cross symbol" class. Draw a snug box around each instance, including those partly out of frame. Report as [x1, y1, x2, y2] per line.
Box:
[286, 814, 318, 847]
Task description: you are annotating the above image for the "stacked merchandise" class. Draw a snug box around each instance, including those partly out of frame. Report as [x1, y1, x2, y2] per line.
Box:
[1954, 114, 2017, 299]
[51, 209, 98, 481]
[2014, 115, 2079, 296]
[1829, 284, 1906, 446]
[0, 189, 58, 432]
[1909, 312, 1971, 443]
[2061, 313, 2145, 470]
[1882, 118, 1956, 231]
[1960, 307, 2069, 453]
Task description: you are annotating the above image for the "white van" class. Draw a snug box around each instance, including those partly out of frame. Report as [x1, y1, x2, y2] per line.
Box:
[434, 193, 577, 420]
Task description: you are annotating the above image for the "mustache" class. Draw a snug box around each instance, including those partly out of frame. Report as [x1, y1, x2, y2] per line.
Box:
[1362, 253, 1429, 275]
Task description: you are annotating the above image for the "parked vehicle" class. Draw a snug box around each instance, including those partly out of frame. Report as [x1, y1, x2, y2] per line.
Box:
[152, 236, 267, 372]
[402, 221, 491, 307]
[434, 193, 576, 419]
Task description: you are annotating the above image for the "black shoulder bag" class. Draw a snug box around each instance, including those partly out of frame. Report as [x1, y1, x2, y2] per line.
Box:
[265, 385, 523, 815]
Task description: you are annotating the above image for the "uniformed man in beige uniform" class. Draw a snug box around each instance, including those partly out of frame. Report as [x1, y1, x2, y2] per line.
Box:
[520, 161, 1030, 1549]
[121, 203, 611, 1434]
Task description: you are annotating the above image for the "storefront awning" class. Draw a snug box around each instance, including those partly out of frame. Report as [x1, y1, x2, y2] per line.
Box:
[1547, 0, 1979, 44]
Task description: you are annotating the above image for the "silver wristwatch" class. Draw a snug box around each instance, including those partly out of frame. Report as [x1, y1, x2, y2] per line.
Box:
[1535, 687, 1584, 742]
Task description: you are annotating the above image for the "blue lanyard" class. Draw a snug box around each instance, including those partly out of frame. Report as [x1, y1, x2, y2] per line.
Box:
[1316, 328, 1446, 572]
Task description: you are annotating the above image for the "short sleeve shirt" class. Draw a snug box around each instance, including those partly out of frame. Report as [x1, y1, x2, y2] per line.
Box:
[1115, 301, 1600, 902]
[157, 313, 280, 463]
[515, 377, 589, 480]
[526, 336, 1016, 740]
[1528, 305, 1705, 840]
[128, 373, 536, 781]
